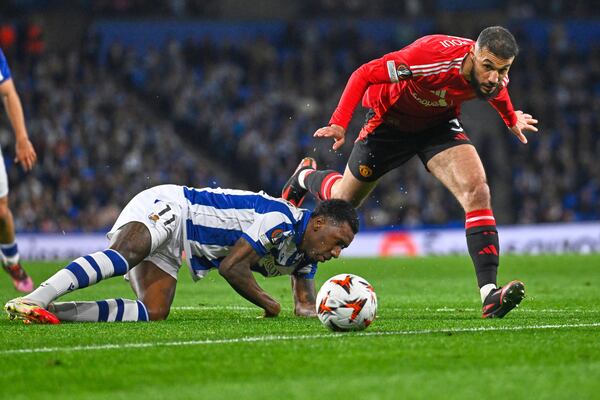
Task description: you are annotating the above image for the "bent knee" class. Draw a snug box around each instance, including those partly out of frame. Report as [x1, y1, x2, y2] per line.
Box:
[463, 181, 491, 210]
[146, 305, 170, 321]
[111, 241, 146, 263]
[110, 223, 152, 264]
[0, 203, 10, 220]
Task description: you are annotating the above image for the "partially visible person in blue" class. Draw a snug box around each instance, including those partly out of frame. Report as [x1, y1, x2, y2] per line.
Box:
[5, 185, 358, 323]
[0, 48, 37, 292]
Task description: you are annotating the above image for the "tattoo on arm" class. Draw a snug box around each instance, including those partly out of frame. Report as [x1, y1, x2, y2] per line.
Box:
[291, 276, 317, 317]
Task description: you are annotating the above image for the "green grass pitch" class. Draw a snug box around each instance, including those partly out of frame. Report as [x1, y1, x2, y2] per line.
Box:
[1, 255, 600, 400]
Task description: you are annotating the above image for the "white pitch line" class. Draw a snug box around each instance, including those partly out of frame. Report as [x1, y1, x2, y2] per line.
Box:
[172, 306, 256, 311]
[171, 306, 595, 313]
[426, 308, 593, 313]
[2, 322, 599, 355]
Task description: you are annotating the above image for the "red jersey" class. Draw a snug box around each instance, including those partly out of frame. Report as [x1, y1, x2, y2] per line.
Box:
[328, 34, 518, 139]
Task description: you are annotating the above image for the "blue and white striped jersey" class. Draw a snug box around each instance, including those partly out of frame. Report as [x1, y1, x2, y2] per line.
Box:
[180, 186, 317, 281]
[0, 49, 12, 83]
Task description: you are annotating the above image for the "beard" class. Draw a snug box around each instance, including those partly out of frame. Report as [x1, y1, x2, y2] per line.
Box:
[469, 68, 501, 100]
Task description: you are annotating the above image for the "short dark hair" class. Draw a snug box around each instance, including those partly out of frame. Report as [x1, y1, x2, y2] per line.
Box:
[476, 26, 519, 59]
[313, 199, 359, 234]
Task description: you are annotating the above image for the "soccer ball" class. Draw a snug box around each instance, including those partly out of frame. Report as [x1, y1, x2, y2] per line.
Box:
[316, 274, 377, 332]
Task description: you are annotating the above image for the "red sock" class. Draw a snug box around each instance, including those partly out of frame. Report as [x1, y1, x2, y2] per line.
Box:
[304, 170, 342, 201]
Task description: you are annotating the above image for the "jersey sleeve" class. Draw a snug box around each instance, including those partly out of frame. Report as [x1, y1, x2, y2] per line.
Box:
[0, 49, 12, 83]
[329, 49, 412, 129]
[240, 212, 294, 257]
[292, 262, 317, 279]
[488, 77, 518, 127]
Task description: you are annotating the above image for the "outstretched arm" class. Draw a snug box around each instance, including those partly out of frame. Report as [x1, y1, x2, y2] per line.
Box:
[316, 51, 410, 151]
[219, 238, 281, 317]
[488, 83, 538, 144]
[291, 275, 317, 317]
[0, 78, 36, 171]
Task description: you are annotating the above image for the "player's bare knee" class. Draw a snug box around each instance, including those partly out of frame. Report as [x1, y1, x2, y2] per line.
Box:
[146, 304, 170, 321]
[110, 223, 152, 265]
[110, 241, 146, 264]
[0, 202, 10, 221]
[464, 181, 491, 209]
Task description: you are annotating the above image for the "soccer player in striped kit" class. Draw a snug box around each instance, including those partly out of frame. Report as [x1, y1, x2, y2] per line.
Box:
[282, 26, 537, 318]
[0, 48, 37, 293]
[5, 185, 358, 323]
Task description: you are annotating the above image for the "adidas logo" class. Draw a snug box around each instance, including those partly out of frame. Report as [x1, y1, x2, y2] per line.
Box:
[478, 245, 498, 255]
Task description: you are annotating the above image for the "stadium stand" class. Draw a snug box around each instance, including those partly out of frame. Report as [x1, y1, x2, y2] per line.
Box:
[0, 42, 235, 232]
[0, 2, 598, 231]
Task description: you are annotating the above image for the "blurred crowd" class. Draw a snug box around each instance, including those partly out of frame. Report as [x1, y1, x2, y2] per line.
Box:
[4, 0, 597, 18]
[1, 13, 599, 232]
[0, 44, 232, 232]
[507, 26, 600, 224]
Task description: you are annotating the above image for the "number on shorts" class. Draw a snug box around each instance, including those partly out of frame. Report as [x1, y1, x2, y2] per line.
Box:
[157, 204, 176, 226]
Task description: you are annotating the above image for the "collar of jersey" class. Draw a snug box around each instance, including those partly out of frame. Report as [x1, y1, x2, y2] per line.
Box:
[294, 210, 312, 247]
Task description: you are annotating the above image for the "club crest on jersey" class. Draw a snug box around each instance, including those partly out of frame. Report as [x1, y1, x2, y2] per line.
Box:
[387, 61, 412, 83]
[359, 165, 373, 178]
[396, 63, 412, 80]
[269, 228, 284, 244]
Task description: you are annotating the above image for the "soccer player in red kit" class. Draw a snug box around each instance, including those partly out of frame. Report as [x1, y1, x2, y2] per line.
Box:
[282, 26, 538, 318]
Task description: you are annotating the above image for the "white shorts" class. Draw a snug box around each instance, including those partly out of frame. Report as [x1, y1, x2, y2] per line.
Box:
[0, 150, 8, 198]
[107, 185, 187, 280]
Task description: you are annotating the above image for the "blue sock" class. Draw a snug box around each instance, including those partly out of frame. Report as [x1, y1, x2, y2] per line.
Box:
[25, 249, 129, 307]
[49, 299, 149, 322]
[1, 241, 19, 266]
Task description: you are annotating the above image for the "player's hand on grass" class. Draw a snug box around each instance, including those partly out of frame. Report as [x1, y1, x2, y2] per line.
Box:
[15, 138, 37, 171]
[314, 124, 346, 151]
[510, 110, 538, 144]
[262, 301, 281, 318]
